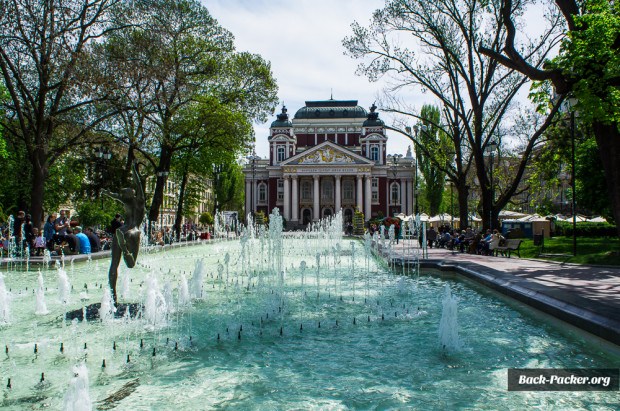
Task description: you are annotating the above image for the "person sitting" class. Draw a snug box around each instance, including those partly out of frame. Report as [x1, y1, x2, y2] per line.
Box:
[33, 228, 46, 256]
[64, 228, 80, 254]
[426, 226, 437, 248]
[84, 227, 101, 252]
[74, 226, 91, 254]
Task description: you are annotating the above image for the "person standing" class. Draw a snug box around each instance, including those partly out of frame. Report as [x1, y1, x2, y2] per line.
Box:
[54, 210, 70, 245]
[44, 213, 57, 251]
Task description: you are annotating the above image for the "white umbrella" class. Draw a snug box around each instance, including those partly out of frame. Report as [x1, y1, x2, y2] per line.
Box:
[587, 216, 607, 223]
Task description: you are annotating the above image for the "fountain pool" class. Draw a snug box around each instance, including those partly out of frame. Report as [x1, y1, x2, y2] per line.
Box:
[0, 217, 618, 409]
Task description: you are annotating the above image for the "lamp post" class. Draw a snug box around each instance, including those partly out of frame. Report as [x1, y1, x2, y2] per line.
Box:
[246, 151, 260, 216]
[157, 170, 169, 230]
[485, 140, 498, 230]
[566, 97, 578, 257]
[94, 147, 112, 209]
[386, 153, 402, 216]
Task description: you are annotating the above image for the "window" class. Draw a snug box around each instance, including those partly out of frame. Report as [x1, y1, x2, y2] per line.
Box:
[258, 182, 267, 204]
[390, 182, 400, 204]
[322, 179, 333, 201]
[301, 181, 312, 200]
[371, 178, 379, 203]
[369, 144, 380, 162]
[277, 145, 286, 162]
[343, 180, 354, 201]
[277, 179, 284, 202]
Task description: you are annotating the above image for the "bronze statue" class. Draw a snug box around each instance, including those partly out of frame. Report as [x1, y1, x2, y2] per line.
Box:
[102, 163, 146, 303]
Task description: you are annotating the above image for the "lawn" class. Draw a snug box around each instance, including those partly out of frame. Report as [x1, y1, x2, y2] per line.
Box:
[518, 236, 620, 266]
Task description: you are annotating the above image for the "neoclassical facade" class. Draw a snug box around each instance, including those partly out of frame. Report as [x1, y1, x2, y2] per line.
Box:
[244, 99, 416, 227]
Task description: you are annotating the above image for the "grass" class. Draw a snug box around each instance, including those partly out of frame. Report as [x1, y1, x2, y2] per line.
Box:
[518, 236, 620, 266]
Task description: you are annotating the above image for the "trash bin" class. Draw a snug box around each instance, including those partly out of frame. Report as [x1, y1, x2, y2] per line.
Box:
[533, 234, 543, 247]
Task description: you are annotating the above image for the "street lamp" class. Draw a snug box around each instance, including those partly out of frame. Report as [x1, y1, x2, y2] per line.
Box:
[484, 140, 498, 230]
[246, 151, 260, 216]
[94, 147, 112, 209]
[157, 170, 170, 230]
[566, 97, 579, 257]
[387, 154, 402, 216]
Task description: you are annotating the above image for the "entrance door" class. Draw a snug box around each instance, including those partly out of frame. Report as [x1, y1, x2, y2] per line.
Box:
[303, 209, 312, 225]
[344, 208, 353, 223]
[322, 208, 333, 218]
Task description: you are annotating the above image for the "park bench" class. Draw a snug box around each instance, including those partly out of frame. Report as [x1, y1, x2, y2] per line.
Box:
[494, 239, 522, 258]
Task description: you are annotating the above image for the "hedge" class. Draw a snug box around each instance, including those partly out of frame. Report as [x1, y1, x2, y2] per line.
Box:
[554, 221, 617, 237]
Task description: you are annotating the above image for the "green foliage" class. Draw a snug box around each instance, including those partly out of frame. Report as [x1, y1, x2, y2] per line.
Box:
[199, 212, 214, 226]
[549, 0, 620, 125]
[417, 105, 450, 215]
[555, 221, 617, 237]
[75, 197, 122, 229]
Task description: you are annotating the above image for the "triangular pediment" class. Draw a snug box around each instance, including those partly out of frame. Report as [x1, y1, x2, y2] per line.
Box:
[281, 141, 374, 166]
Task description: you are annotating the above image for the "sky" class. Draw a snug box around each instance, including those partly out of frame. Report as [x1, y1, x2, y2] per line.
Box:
[205, 0, 418, 159]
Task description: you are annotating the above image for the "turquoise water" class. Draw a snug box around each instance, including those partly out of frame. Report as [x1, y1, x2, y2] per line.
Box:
[0, 238, 618, 410]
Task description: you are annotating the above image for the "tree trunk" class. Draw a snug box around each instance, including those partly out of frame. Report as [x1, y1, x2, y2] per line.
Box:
[148, 146, 173, 224]
[29, 149, 48, 230]
[173, 169, 189, 242]
[457, 182, 469, 229]
[592, 121, 620, 240]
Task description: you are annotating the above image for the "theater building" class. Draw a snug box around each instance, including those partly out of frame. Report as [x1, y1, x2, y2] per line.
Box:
[244, 99, 416, 227]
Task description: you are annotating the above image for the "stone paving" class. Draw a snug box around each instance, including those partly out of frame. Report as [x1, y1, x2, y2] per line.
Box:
[381, 239, 620, 346]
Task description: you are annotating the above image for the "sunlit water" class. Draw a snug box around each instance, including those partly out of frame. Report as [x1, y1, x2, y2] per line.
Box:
[0, 234, 618, 409]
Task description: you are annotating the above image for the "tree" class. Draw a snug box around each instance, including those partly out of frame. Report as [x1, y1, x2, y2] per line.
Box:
[480, 0, 620, 236]
[169, 97, 253, 240]
[100, 0, 277, 227]
[344, 0, 562, 229]
[416, 105, 450, 215]
[0, 0, 128, 227]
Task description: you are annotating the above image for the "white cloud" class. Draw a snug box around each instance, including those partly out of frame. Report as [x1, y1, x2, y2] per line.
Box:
[204, 0, 420, 158]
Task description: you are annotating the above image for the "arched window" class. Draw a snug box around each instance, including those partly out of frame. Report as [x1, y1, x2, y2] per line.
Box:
[390, 182, 400, 204]
[369, 145, 380, 162]
[277, 145, 286, 162]
[301, 181, 312, 200]
[258, 182, 267, 204]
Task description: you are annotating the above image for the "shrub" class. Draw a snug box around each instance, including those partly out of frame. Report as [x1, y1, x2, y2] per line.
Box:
[555, 221, 617, 237]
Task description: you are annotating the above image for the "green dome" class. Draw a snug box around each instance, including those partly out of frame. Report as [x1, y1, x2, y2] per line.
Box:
[293, 100, 368, 119]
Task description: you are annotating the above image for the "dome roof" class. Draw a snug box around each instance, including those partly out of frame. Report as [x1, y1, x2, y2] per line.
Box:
[293, 100, 368, 119]
[270, 105, 292, 127]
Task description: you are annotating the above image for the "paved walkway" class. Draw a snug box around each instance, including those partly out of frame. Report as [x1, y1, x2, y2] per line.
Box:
[381, 240, 620, 346]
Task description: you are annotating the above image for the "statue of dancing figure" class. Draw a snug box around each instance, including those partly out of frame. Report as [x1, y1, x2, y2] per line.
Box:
[102, 163, 146, 303]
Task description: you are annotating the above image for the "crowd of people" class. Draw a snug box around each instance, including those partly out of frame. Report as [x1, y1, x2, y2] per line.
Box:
[426, 226, 505, 255]
[0, 210, 107, 257]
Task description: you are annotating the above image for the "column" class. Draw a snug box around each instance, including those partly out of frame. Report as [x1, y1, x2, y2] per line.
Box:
[245, 179, 251, 217]
[364, 175, 372, 220]
[406, 180, 412, 215]
[254, 180, 258, 212]
[356, 175, 363, 212]
[291, 176, 299, 222]
[335, 175, 341, 214]
[400, 178, 406, 213]
[313, 175, 320, 221]
[283, 176, 290, 221]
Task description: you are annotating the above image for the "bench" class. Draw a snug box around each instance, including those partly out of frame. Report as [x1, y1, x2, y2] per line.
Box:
[494, 239, 522, 258]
